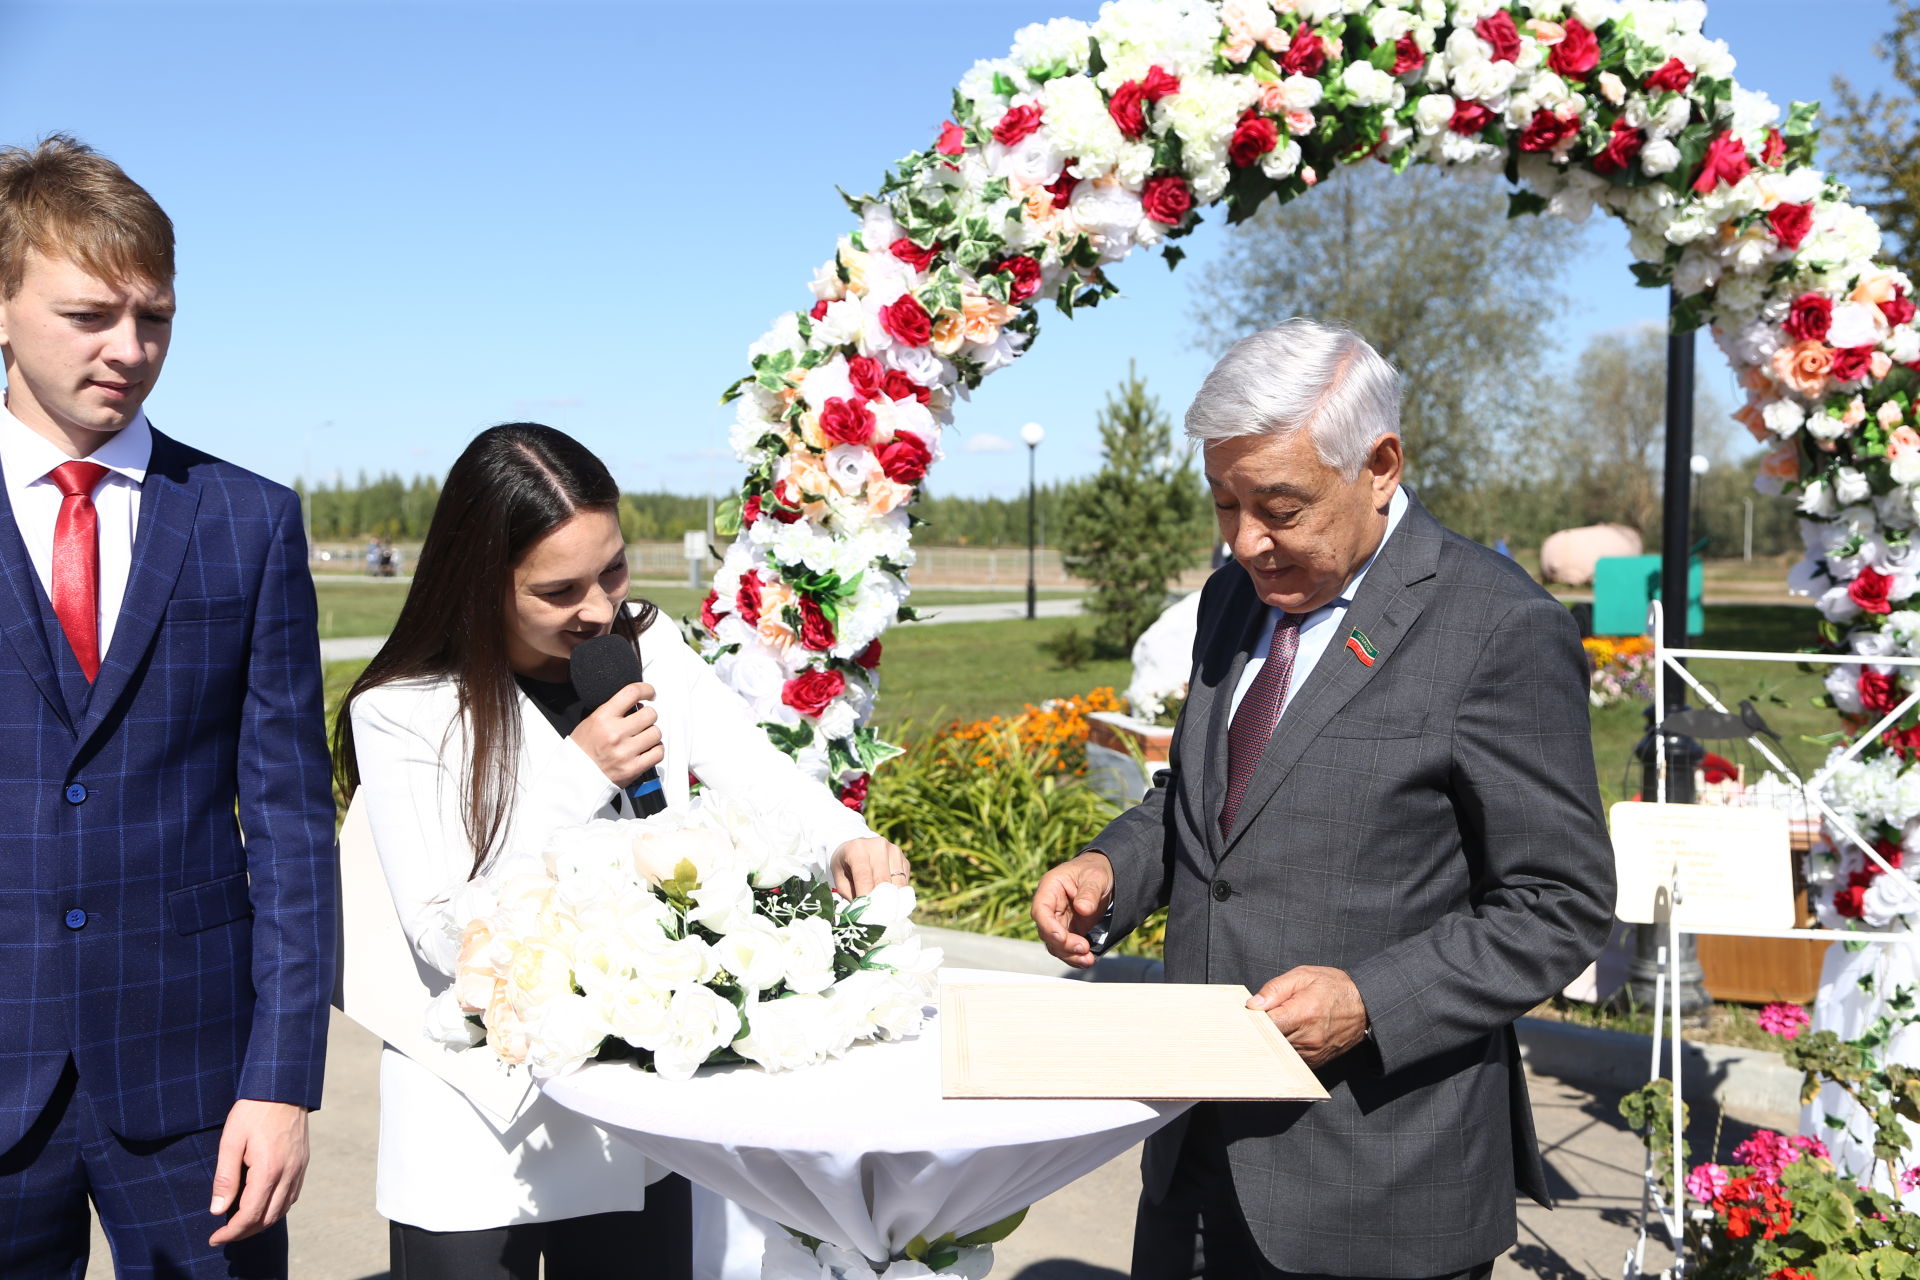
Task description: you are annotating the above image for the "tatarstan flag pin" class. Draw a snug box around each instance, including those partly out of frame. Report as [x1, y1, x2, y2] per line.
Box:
[1346, 628, 1377, 667]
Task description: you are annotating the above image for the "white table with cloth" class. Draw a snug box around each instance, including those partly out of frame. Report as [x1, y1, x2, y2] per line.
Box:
[540, 967, 1189, 1276]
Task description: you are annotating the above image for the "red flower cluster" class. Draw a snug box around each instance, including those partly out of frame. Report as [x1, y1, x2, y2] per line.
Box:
[1045, 168, 1079, 209]
[1831, 345, 1876, 382]
[1884, 287, 1917, 327]
[1547, 19, 1599, 78]
[1279, 26, 1326, 76]
[880, 294, 932, 347]
[820, 396, 876, 446]
[992, 104, 1044, 147]
[1474, 10, 1521, 62]
[1691, 131, 1751, 194]
[1783, 292, 1832, 342]
[782, 667, 844, 718]
[1712, 1174, 1793, 1240]
[849, 355, 928, 405]
[837, 772, 870, 813]
[993, 254, 1043, 303]
[876, 431, 931, 485]
[1762, 128, 1787, 167]
[1108, 65, 1179, 140]
[1391, 35, 1425, 75]
[1141, 174, 1192, 225]
[737, 571, 765, 627]
[1230, 110, 1280, 167]
[1591, 119, 1645, 174]
[936, 121, 965, 156]
[1645, 57, 1694, 94]
[1860, 667, 1900, 715]
[1768, 202, 1813, 250]
[854, 640, 882, 670]
[889, 238, 938, 271]
[1518, 109, 1578, 153]
[1450, 101, 1496, 135]
[798, 597, 835, 650]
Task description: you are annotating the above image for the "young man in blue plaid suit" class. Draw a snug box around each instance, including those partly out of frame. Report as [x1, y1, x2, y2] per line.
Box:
[0, 136, 337, 1277]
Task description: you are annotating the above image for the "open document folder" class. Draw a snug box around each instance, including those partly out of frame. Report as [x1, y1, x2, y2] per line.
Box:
[939, 980, 1332, 1102]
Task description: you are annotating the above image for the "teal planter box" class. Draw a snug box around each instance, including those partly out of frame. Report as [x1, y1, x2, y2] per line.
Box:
[1592, 554, 1703, 638]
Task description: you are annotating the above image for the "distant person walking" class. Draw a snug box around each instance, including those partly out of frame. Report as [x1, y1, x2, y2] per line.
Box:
[365, 536, 380, 576]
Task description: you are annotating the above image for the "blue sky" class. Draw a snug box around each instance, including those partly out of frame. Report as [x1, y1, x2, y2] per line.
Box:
[0, 0, 1902, 498]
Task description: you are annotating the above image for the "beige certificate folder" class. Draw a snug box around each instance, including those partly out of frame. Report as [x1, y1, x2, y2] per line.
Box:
[940, 981, 1331, 1102]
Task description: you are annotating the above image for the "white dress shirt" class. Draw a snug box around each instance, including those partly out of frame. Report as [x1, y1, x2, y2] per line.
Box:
[0, 401, 150, 659]
[1229, 484, 1409, 721]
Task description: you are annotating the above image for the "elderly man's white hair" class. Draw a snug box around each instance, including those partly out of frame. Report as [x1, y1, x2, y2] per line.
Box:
[1185, 319, 1402, 477]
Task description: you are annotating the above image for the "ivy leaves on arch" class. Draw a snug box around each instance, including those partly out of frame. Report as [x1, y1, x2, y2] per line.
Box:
[697, 0, 1908, 929]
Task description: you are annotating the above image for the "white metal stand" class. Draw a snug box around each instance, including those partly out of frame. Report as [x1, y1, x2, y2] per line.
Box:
[1623, 602, 1919, 1279]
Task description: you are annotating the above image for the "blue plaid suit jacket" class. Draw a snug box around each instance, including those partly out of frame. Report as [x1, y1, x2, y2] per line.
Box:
[0, 426, 337, 1152]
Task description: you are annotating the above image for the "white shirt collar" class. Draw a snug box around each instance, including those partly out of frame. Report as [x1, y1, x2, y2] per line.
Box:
[0, 399, 153, 495]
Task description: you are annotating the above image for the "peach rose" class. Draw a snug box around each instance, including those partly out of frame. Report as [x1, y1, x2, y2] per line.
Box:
[1259, 81, 1289, 113]
[961, 290, 1017, 346]
[1771, 340, 1833, 397]
[1852, 273, 1900, 307]
[838, 246, 871, 297]
[1733, 401, 1768, 442]
[1759, 443, 1799, 482]
[1842, 396, 1867, 428]
[864, 476, 917, 517]
[930, 311, 966, 357]
[785, 453, 833, 504]
[1888, 425, 1919, 455]
[1527, 18, 1566, 42]
[485, 980, 529, 1065]
[1285, 108, 1315, 136]
[1872, 351, 1894, 380]
[454, 921, 498, 1012]
[796, 411, 831, 452]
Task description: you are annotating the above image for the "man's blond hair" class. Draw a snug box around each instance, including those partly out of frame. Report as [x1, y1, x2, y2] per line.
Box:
[0, 134, 174, 298]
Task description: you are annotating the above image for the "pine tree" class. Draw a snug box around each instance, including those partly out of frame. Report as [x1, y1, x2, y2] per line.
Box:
[1058, 364, 1211, 658]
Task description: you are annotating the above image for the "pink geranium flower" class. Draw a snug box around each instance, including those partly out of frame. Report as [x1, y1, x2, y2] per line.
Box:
[1686, 1163, 1730, 1204]
[1757, 1002, 1810, 1040]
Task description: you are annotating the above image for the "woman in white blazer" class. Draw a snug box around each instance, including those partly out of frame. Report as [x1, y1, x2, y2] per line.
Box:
[334, 424, 908, 1280]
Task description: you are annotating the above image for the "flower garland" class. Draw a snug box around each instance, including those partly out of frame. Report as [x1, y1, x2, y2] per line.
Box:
[698, 0, 1910, 936]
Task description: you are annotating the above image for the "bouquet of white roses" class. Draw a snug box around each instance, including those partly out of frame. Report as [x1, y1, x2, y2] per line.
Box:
[425, 792, 940, 1081]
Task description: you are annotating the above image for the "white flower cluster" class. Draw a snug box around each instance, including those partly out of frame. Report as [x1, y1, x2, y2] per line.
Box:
[761, 1234, 993, 1280]
[429, 794, 939, 1081]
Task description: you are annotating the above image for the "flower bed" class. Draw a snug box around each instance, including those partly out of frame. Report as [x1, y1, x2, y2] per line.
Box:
[1583, 633, 1654, 709]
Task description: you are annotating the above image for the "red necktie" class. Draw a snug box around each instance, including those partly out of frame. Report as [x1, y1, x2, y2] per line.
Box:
[1220, 612, 1303, 838]
[50, 460, 110, 681]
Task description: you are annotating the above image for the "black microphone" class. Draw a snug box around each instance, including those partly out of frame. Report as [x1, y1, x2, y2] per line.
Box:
[569, 632, 666, 817]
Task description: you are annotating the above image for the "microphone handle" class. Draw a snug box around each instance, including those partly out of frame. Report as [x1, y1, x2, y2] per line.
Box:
[627, 768, 667, 817]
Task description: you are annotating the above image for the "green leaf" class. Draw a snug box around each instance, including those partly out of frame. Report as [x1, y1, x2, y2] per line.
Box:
[759, 720, 815, 755]
[1508, 190, 1549, 219]
[954, 1206, 1029, 1247]
[992, 72, 1016, 99]
[1785, 99, 1821, 137]
[1164, 245, 1186, 271]
[719, 376, 748, 406]
[1630, 261, 1672, 288]
[1086, 37, 1106, 78]
[713, 495, 743, 538]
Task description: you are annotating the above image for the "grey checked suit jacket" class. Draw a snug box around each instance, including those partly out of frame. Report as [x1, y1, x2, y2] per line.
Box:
[1090, 490, 1616, 1278]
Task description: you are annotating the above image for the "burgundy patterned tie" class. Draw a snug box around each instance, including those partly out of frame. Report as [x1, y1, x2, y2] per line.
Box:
[1220, 612, 1303, 838]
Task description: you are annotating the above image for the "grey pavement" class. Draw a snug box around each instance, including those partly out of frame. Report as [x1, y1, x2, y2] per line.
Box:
[316, 597, 1088, 663]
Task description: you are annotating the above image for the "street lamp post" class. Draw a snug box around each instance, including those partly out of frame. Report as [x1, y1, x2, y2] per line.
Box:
[1021, 422, 1045, 620]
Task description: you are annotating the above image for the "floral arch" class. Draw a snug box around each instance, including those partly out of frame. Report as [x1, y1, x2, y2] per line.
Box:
[695, 0, 1912, 931]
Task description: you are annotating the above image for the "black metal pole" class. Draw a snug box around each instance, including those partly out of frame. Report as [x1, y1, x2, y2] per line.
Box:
[1624, 286, 1711, 1017]
[1026, 443, 1038, 621]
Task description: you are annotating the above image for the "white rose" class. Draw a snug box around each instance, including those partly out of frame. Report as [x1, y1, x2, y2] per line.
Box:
[852, 881, 918, 933]
[799, 355, 855, 412]
[651, 985, 744, 1081]
[634, 933, 718, 989]
[687, 866, 757, 935]
[1827, 301, 1890, 351]
[1891, 326, 1920, 364]
[1672, 249, 1720, 297]
[734, 993, 841, 1073]
[776, 915, 840, 995]
[1825, 664, 1866, 714]
[631, 819, 737, 888]
[1341, 62, 1397, 107]
[1647, 95, 1692, 140]
[424, 988, 485, 1049]
[1818, 585, 1862, 624]
[1640, 137, 1680, 176]
[1761, 399, 1805, 437]
[1835, 467, 1872, 507]
[1891, 450, 1920, 488]
[711, 914, 790, 994]
[1452, 58, 1518, 105]
[602, 980, 674, 1049]
[525, 992, 613, 1079]
[1414, 93, 1456, 135]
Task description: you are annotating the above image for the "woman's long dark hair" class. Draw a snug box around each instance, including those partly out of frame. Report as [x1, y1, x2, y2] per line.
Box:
[333, 422, 657, 877]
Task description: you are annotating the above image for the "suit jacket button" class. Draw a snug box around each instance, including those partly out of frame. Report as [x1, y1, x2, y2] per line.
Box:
[1212, 880, 1232, 902]
[64, 783, 87, 804]
[64, 908, 87, 930]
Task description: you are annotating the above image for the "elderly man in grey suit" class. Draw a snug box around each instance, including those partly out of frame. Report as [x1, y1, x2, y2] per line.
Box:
[1031, 319, 1616, 1280]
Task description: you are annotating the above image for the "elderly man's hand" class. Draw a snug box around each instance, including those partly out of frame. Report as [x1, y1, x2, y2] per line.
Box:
[1030, 851, 1114, 970]
[1248, 966, 1369, 1068]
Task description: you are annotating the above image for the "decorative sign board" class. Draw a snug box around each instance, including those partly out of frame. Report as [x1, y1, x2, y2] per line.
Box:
[939, 980, 1329, 1102]
[1609, 801, 1795, 930]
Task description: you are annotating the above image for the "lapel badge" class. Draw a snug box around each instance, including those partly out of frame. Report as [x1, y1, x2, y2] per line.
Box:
[1345, 628, 1378, 668]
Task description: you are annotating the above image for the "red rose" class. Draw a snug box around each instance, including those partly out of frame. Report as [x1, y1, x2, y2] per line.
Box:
[1691, 130, 1752, 194]
[992, 104, 1044, 146]
[1279, 27, 1326, 77]
[741, 494, 763, 527]
[1108, 80, 1148, 140]
[937, 121, 966, 156]
[1140, 174, 1192, 225]
[1518, 108, 1578, 153]
[1391, 34, 1426, 75]
[1701, 751, 1737, 785]
[768, 480, 804, 524]
[1449, 100, 1496, 135]
[1475, 10, 1522, 62]
[819, 396, 875, 446]
[1851, 568, 1895, 615]
[1141, 65, 1180, 101]
[848, 355, 884, 400]
[881, 370, 930, 404]
[854, 639, 882, 670]
[1645, 58, 1694, 94]
[1831, 345, 1876, 382]
[1547, 18, 1599, 78]
[1591, 118, 1646, 175]
[737, 571, 764, 627]
[1767, 202, 1813, 250]
[1882, 288, 1917, 327]
[781, 667, 845, 718]
[877, 430, 932, 485]
[1834, 878, 1868, 919]
[1870, 840, 1906, 875]
[994, 254, 1044, 303]
[1045, 168, 1080, 209]
[1229, 111, 1279, 167]
[798, 598, 836, 651]
[809, 299, 829, 321]
[1783, 293, 1832, 342]
[699, 589, 720, 635]
[880, 294, 933, 347]
[889, 238, 937, 271]
[1762, 128, 1787, 167]
[838, 772, 870, 813]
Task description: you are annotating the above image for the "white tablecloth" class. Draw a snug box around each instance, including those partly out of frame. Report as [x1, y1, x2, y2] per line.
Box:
[541, 968, 1187, 1263]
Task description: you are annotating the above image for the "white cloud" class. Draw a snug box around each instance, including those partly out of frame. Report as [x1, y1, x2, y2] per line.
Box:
[965, 433, 1016, 454]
